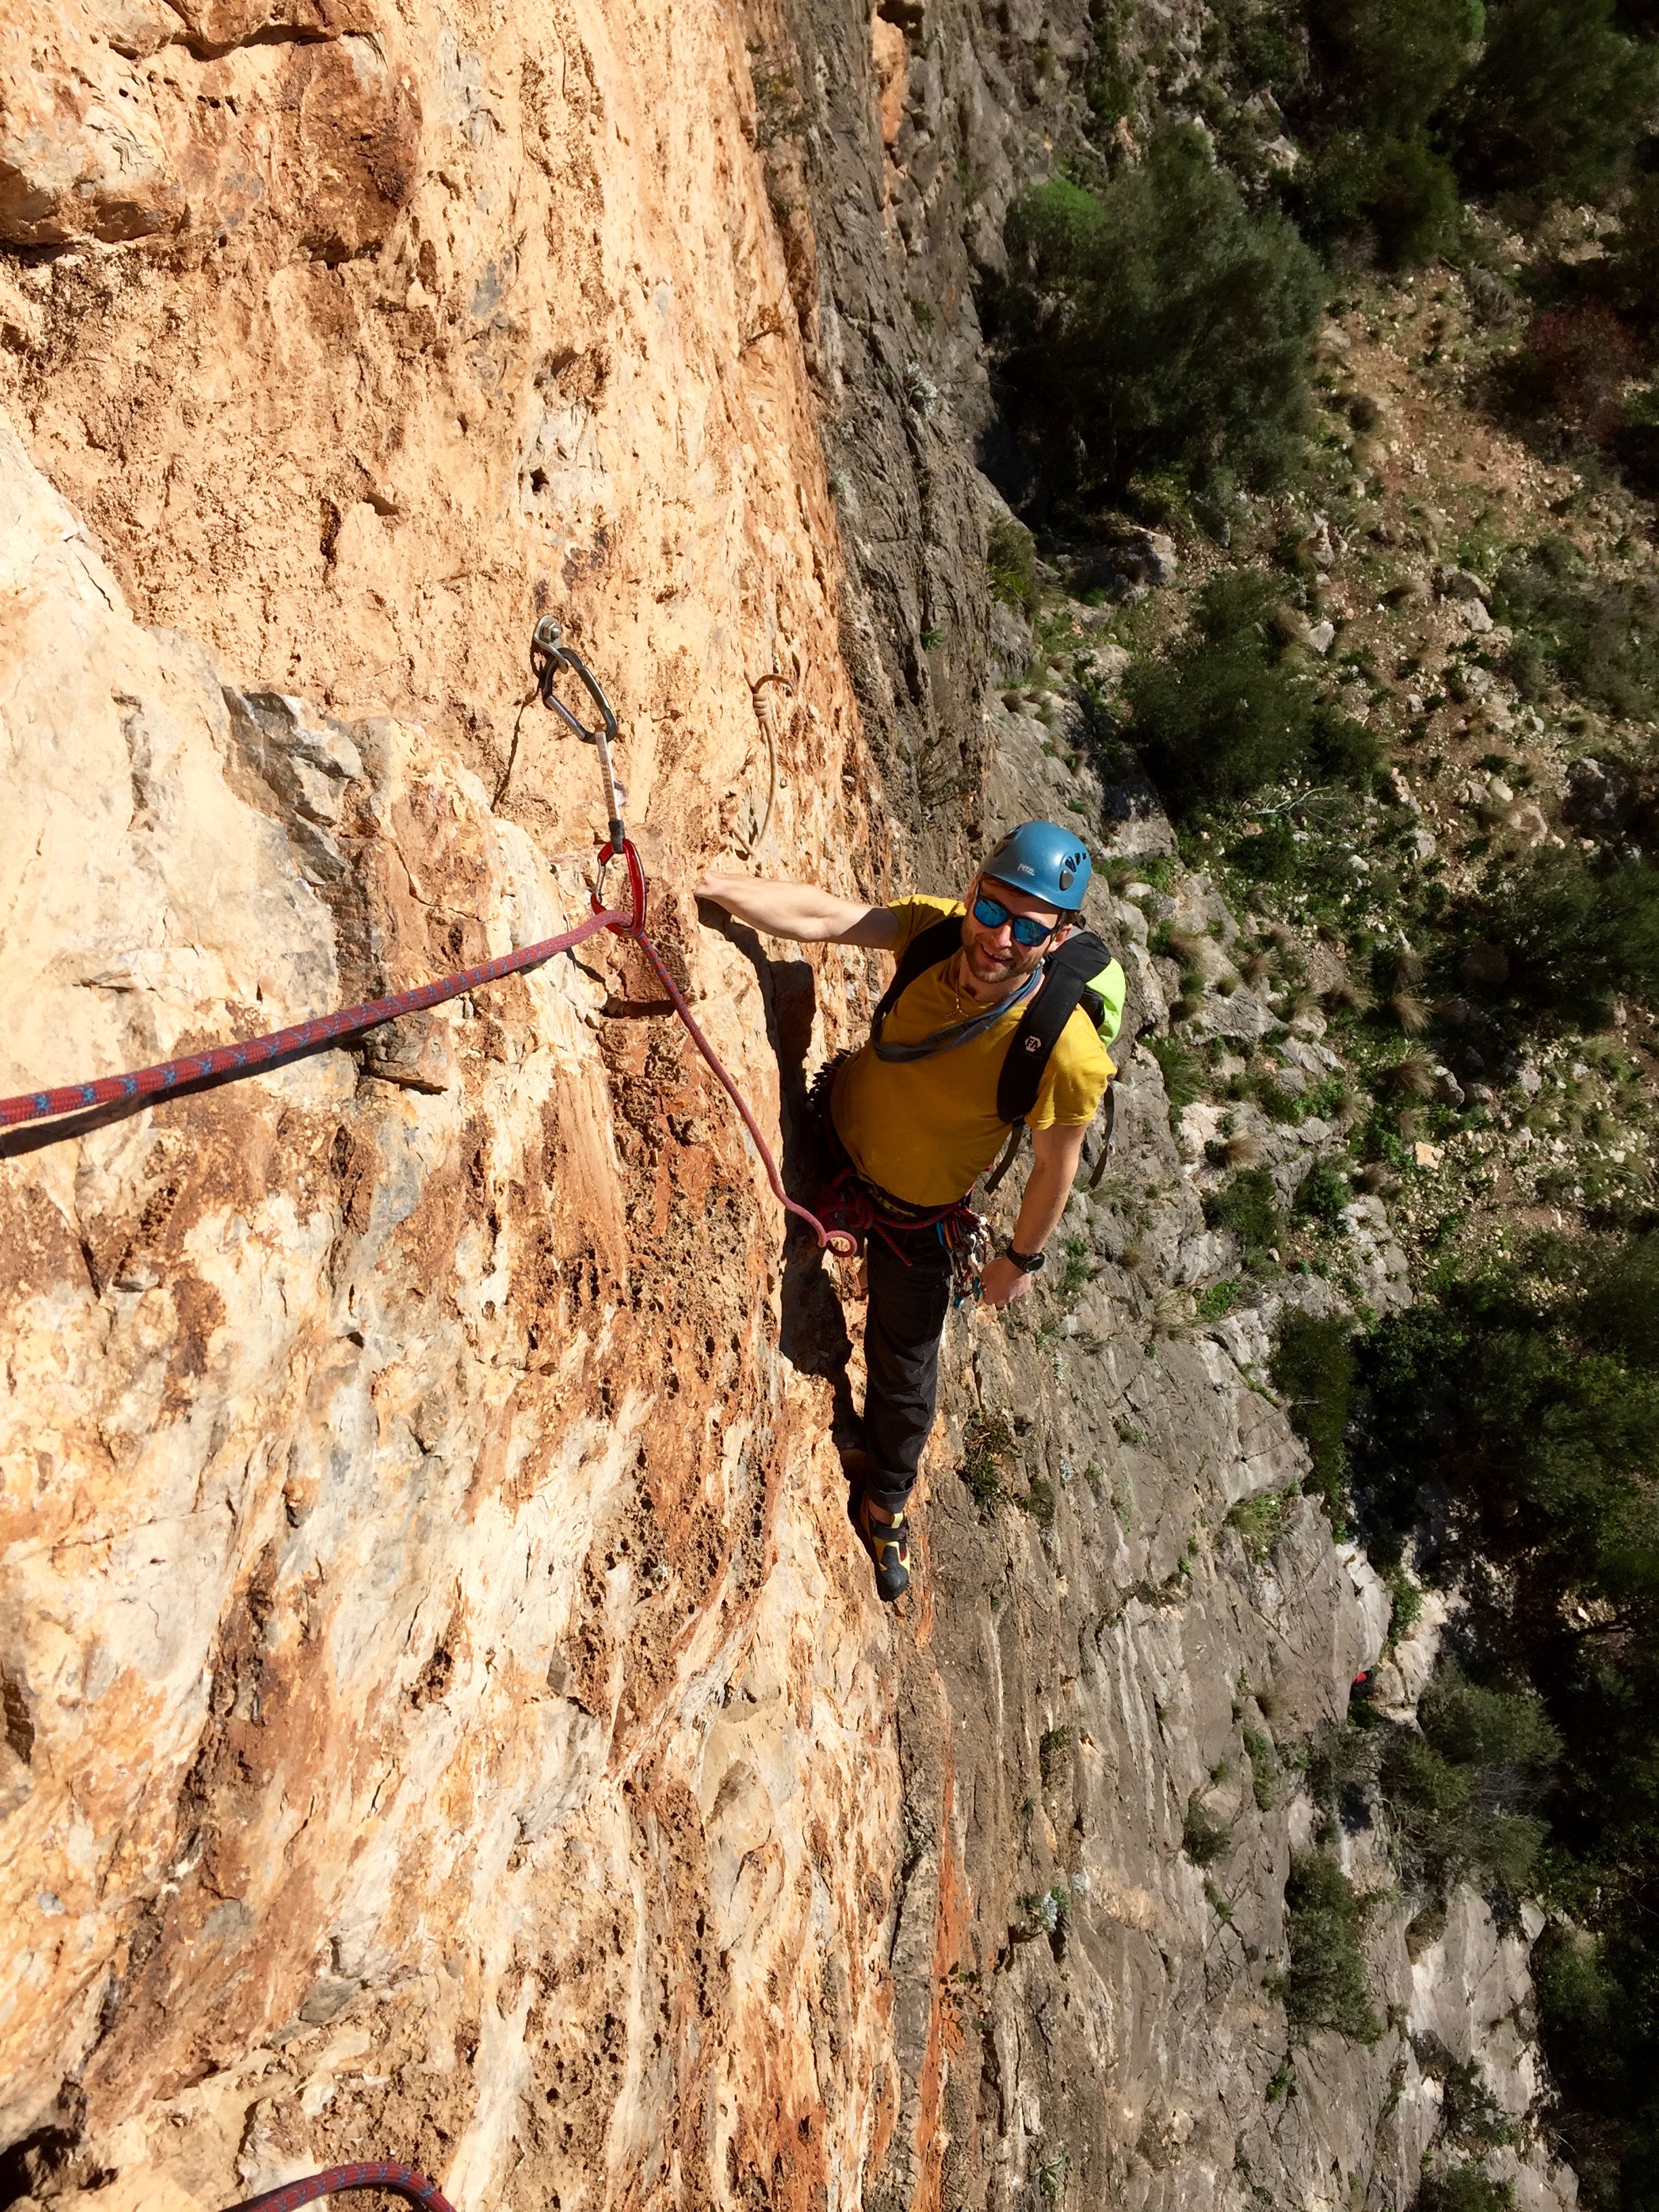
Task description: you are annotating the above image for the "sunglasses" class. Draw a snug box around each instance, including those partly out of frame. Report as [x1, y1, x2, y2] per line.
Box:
[972, 890, 1061, 949]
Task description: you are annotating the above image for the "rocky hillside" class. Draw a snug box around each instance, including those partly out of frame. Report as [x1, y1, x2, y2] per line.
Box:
[2, 3, 1639, 2212]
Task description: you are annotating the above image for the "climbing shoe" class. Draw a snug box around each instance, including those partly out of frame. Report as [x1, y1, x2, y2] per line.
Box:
[855, 1493, 911, 1603]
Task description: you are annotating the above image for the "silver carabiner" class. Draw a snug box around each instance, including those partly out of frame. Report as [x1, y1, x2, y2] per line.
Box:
[530, 618, 626, 853]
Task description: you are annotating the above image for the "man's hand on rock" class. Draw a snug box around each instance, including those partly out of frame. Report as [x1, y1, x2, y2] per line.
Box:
[979, 1255, 1035, 1311]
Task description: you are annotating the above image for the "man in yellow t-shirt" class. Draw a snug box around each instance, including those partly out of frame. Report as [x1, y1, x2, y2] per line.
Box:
[696, 821, 1113, 1603]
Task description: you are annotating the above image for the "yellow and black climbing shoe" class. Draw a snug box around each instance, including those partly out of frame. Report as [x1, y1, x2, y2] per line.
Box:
[855, 1494, 911, 1603]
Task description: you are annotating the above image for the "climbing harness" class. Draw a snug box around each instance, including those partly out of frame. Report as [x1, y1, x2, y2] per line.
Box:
[223, 2166, 454, 2212]
[947, 1208, 991, 1308]
[809, 1059, 984, 1289]
[0, 625, 854, 1256]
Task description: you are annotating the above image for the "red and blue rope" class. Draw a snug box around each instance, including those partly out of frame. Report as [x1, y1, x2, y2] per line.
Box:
[223, 2162, 455, 2212]
[0, 844, 851, 1253]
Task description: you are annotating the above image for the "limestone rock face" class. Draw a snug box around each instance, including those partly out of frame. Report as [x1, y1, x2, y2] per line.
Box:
[0, 403, 900, 2212]
[1, 4, 1580, 2212]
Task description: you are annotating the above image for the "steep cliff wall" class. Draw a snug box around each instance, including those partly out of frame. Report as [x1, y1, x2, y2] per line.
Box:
[0, 6, 1579, 2212]
[1, 9, 907, 2209]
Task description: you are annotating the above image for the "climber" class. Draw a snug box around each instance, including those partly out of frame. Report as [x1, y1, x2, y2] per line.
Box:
[695, 821, 1122, 1603]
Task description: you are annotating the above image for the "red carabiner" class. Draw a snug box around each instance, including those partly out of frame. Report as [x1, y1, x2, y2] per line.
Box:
[594, 838, 647, 936]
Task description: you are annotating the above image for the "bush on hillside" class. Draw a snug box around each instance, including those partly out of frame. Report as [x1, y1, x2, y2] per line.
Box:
[1124, 571, 1378, 817]
[996, 128, 1325, 502]
[1303, 0, 1483, 138]
[1357, 1242, 1659, 2205]
[1378, 1667, 1558, 1895]
[1204, 1164, 1282, 1261]
[1277, 0, 1476, 264]
[1519, 303, 1644, 445]
[1492, 537, 1659, 718]
[1281, 1851, 1382, 2042]
[1271, 1309, 1356, 1519]
[1475, 848, 1659, 1026]
[987, 514, 1039, 616]
[1451, 0, 1659, 202]
[1416, 2168, 1515, 2212]
[1298, 132, 1463, 268]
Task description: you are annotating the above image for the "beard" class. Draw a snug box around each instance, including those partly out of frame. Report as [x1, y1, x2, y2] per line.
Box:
[961, 927, 1044, 992]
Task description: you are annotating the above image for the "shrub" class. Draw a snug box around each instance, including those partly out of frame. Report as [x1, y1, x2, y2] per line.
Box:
[1039, 1725, 1073, 1783]
[987, 514, 1039, 616]
[1022, 1475, 1058, 1527]
[1229, 820, 1300, 882]
[1148, 1033, 1204, 1124]
[1440, 2056, 1519, 2149]
[996, 127, 1325, 501]
[1521, 303, 1643, 445]
[1302, 0, 1483, 140]
[1420, 1675, 1562, 1774]
[1416, 2167, 1515, 2212]
[1228, 1488, 1296, 1563]
[960, 1411, 1014, 1515]
[1244, 1724, 1279, 1810]
[1492, 537, 1659, 720]
[1299, 131, 1463, 267]
[1205, 1166, 1282, 1261]
[1279, 0, 1477, 263]
[1477, 848, 1659, 1026]
[1282, 1851, 1382, 2043]
[1294, 1158, 1351, 1228]
[1386, 1561, 1423, 1643]
[1359, 1256, 1659, 2205]
[1533, 1926, 1620, 2100]
[1183, 1792, 1232, 1866]
[1451, 0, 1659, 202]
[1271, 1311, 1355, 1518]
[1125, 571, 1378, 818]
[1602, 173, 1659, 340]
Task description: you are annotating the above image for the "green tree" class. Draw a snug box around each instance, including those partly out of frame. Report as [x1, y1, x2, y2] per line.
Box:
[1305, 0, 1485, 136]
[997, 128, 1325, 501]
[1124, 569, 1376, 817]
[1452, 0, 1659, 201]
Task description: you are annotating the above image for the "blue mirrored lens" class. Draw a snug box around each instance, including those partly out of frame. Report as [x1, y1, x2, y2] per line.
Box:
[973, 893, 1052, 947]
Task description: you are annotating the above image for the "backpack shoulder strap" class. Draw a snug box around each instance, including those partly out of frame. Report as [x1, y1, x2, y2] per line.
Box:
[994, 930, 1118, 1127]
[870, 914, 964, 1029]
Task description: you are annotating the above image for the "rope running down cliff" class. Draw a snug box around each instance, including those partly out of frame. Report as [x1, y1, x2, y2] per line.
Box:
[223, 2164, 455, 2212]
[0, 626, 853, 1256]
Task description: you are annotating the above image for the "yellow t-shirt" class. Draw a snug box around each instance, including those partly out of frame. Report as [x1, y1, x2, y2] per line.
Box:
[830, 896, 1114, 1207]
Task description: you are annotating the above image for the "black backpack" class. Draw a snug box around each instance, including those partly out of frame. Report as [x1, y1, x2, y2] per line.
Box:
[869, 916, 1126, 1127]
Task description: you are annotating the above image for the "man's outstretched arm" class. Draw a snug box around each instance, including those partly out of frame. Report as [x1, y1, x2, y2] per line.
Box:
[980, 1118, 1090, 1310]
[695, 871, 900, 948]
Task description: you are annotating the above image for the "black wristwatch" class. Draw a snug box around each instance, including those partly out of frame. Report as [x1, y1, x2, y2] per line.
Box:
[1006, 1243, 1046, 1274]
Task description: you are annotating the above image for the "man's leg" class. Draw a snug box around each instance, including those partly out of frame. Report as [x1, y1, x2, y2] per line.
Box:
[861, 1233, 954, 1521]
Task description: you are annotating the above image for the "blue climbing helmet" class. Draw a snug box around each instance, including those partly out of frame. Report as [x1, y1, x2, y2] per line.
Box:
[981, 821, 1092, 912]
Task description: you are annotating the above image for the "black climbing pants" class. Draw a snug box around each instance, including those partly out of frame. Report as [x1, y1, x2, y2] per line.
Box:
[863, 1227, 955, 1519]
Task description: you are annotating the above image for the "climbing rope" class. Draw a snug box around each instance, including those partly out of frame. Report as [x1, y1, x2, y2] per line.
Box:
[0, 907, 628, 1131]
[0, 623, 853, 1256]
[222, 2163, 455, 2212]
